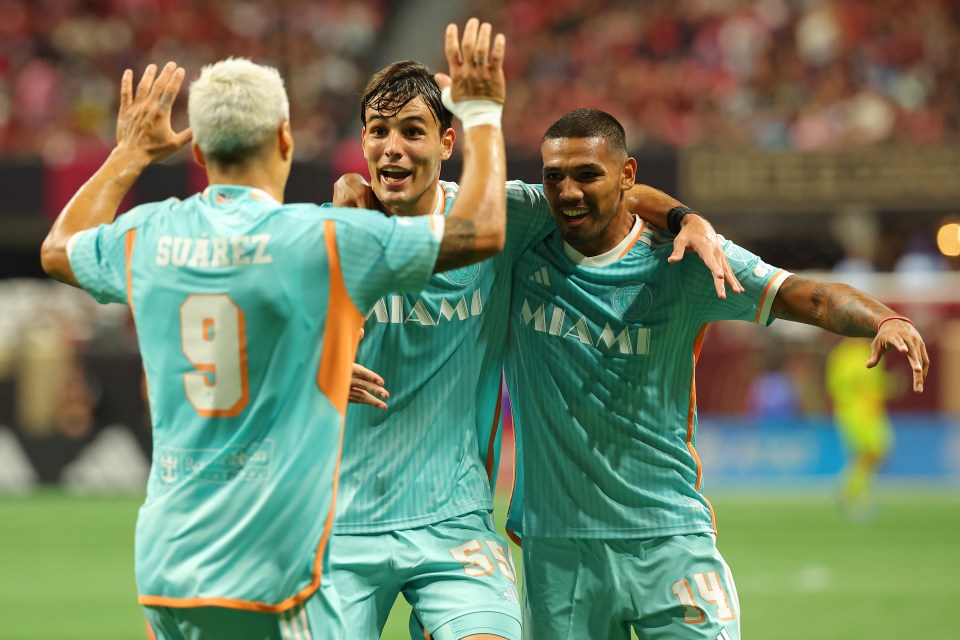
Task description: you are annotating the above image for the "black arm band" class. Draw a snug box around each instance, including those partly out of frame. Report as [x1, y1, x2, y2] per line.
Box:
[666, 205, 695, 234]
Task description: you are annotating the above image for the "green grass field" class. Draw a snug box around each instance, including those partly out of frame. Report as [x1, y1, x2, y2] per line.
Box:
[1, 490, 957, 639]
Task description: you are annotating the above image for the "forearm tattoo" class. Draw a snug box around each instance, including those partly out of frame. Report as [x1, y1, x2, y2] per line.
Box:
[773, 276, 890, 337]
[435, 217, 480, 273]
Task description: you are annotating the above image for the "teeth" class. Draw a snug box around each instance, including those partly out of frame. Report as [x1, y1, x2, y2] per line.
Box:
[561, 209, 587, 218]
[381, 169, 410, 184]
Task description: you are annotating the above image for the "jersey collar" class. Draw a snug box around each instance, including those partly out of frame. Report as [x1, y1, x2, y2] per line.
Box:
[563, 215, 646, 267]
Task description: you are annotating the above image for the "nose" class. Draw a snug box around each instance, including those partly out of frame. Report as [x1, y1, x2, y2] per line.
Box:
[557, 177, 583, 202]
[383, 130, 402, 159]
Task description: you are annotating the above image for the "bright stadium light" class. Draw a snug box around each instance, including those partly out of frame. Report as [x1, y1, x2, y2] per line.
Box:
[936, 223, 960, 256]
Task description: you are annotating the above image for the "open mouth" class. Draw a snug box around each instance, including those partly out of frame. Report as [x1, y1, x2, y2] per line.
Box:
[379, 167, 412, 185]
[560, 208, 589, 221]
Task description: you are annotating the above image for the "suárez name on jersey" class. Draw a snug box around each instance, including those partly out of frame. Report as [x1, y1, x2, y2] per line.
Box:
[366, 289, 483, 325]
[518, 300, 651, 355]
[154, 234, 273, 267]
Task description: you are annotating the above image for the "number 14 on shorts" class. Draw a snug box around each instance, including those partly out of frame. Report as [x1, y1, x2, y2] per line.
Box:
[449, 540, 517, 583]
[671, 571, 736, 623]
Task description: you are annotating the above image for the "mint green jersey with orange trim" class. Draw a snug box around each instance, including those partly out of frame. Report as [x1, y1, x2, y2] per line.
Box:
[67, 185, 439, 610]
[333, 180, 553, 533]
[505, 222, 790, 539]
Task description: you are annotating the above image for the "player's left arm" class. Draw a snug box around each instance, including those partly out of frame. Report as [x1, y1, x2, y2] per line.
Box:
[771, 274, 930, 392]
[624, 185, 742, 299]
[40, 62, 191, 286]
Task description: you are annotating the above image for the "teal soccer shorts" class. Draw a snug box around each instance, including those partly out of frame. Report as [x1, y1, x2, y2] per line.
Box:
[522, 533, 739, 640]
[332, 510, 521, 640]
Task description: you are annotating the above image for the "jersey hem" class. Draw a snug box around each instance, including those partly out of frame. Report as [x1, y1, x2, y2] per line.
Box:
[332, 498, 493, 534]
[518, 522, 716, 540]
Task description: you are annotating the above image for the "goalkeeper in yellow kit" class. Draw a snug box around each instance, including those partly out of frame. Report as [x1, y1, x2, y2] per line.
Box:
[826, 337, 894, 520]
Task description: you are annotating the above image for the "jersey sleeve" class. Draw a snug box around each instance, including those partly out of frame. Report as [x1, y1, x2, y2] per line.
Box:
[502, 181, 555, 261]
[66, 203, 158, 305]
[692, 236, 792, 325]
[335, 209, 440, 312]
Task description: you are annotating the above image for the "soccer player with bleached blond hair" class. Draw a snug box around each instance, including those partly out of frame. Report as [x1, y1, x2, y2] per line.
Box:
[40, 17, 512, 639]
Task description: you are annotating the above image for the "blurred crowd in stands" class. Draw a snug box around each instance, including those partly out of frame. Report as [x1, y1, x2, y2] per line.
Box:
[0, 0, 388, 163]
[476, 0, 960, 152]
[1, 0, 958, 161]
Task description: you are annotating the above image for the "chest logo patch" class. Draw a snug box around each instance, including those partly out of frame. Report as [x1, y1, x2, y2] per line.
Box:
[442, 263, 481, 286]
[613, 282, 653, 322]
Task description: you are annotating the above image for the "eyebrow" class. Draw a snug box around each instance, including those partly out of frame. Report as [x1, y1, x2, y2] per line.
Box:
[365, 113, 431, 126]
[542, 162, 606, 173]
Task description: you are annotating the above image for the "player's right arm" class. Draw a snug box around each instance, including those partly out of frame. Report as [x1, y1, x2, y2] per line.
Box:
[40, 62, 191, 286]
[430, 18, 507, 273]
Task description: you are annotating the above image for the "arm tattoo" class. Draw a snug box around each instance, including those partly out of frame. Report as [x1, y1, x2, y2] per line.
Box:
[772, 275, 891, 337]
[434, 217, 479, 273]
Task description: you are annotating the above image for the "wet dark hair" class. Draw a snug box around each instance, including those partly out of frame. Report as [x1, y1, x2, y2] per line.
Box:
[360, 60, 453, 133]
[542, 108, 628, 159]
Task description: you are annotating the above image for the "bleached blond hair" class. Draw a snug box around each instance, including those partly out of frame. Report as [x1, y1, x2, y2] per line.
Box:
[188, 58, 290, 165]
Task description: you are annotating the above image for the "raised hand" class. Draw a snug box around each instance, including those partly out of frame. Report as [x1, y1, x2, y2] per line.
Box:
[435, 17, 506, 104]
[116, 61, 192, 165]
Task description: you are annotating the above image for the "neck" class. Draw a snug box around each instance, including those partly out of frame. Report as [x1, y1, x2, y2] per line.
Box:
[206, 162, 287, 204]
[568, 204, 635, 257]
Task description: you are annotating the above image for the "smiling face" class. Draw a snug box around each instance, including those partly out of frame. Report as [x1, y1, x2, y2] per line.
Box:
[361, 96, 454, 217]
[541, 136, 637, 256]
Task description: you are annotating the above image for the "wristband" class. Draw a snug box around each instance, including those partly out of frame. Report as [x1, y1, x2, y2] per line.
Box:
[667, 205, 695, 234]
[441, 86, 503, 130]
[877, 315, 913, 331]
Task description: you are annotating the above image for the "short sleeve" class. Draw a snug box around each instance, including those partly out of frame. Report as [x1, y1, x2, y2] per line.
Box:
[334, 209, 440, 312]
[66, 203, 160, 305]
[67, 224, 130, 305]
[693, 236, 792, 325]
[503, 181, 554, 261]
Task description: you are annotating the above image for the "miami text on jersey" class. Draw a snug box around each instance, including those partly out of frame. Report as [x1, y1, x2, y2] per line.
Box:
[517, 299, 651, 355]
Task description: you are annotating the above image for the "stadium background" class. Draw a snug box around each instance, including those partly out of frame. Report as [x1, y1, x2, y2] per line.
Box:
[0, 1, 958, 638]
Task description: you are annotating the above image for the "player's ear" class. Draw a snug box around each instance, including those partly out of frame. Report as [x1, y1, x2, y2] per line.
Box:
[191, 142, 207, 168]
[279, 121, 293, 161]
[621, 157, 637, 191]
[440, 127, 456, 161]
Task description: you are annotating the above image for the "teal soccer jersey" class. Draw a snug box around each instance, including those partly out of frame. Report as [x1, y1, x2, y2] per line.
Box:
[334, 180, 552, 533]
[506, 219, 790, 540]
[67, 185, 439, 610]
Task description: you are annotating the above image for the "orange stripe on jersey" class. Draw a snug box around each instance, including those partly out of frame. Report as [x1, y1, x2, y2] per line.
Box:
[616, 220, 647, 259]
[686, 323, 717, 534]
[124, 229, 137, 314]
[317, 219, 364, 417]
[485, 378, 504, 483]
[754, 269, 785, 324]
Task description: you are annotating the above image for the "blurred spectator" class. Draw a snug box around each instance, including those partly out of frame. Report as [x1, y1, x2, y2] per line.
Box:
[0, 0, 387, 162]
[465, 0, 960, 153]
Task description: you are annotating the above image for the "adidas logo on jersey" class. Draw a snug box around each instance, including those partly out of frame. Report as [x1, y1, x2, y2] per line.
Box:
[527, 266, 551, 286]
[715, 629, 733, 640]
[501, 586, 520, 607]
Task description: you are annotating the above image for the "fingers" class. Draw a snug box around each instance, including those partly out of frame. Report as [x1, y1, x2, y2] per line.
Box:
[135, 64, 158, 103]
[475, 21, 492, 66]
[349, 388, 388, 410]
[724, 259, 744, 294]
[149, 62, 180, 109]
[865, 336, 883, 368]
[119, 69, 133, 113]
[460, 17, 480, 65]
[666, 238, 685, 264]
[434, 72, 452, 90]
[490, 33, 506, 70]
[444, 23, 462, 67]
